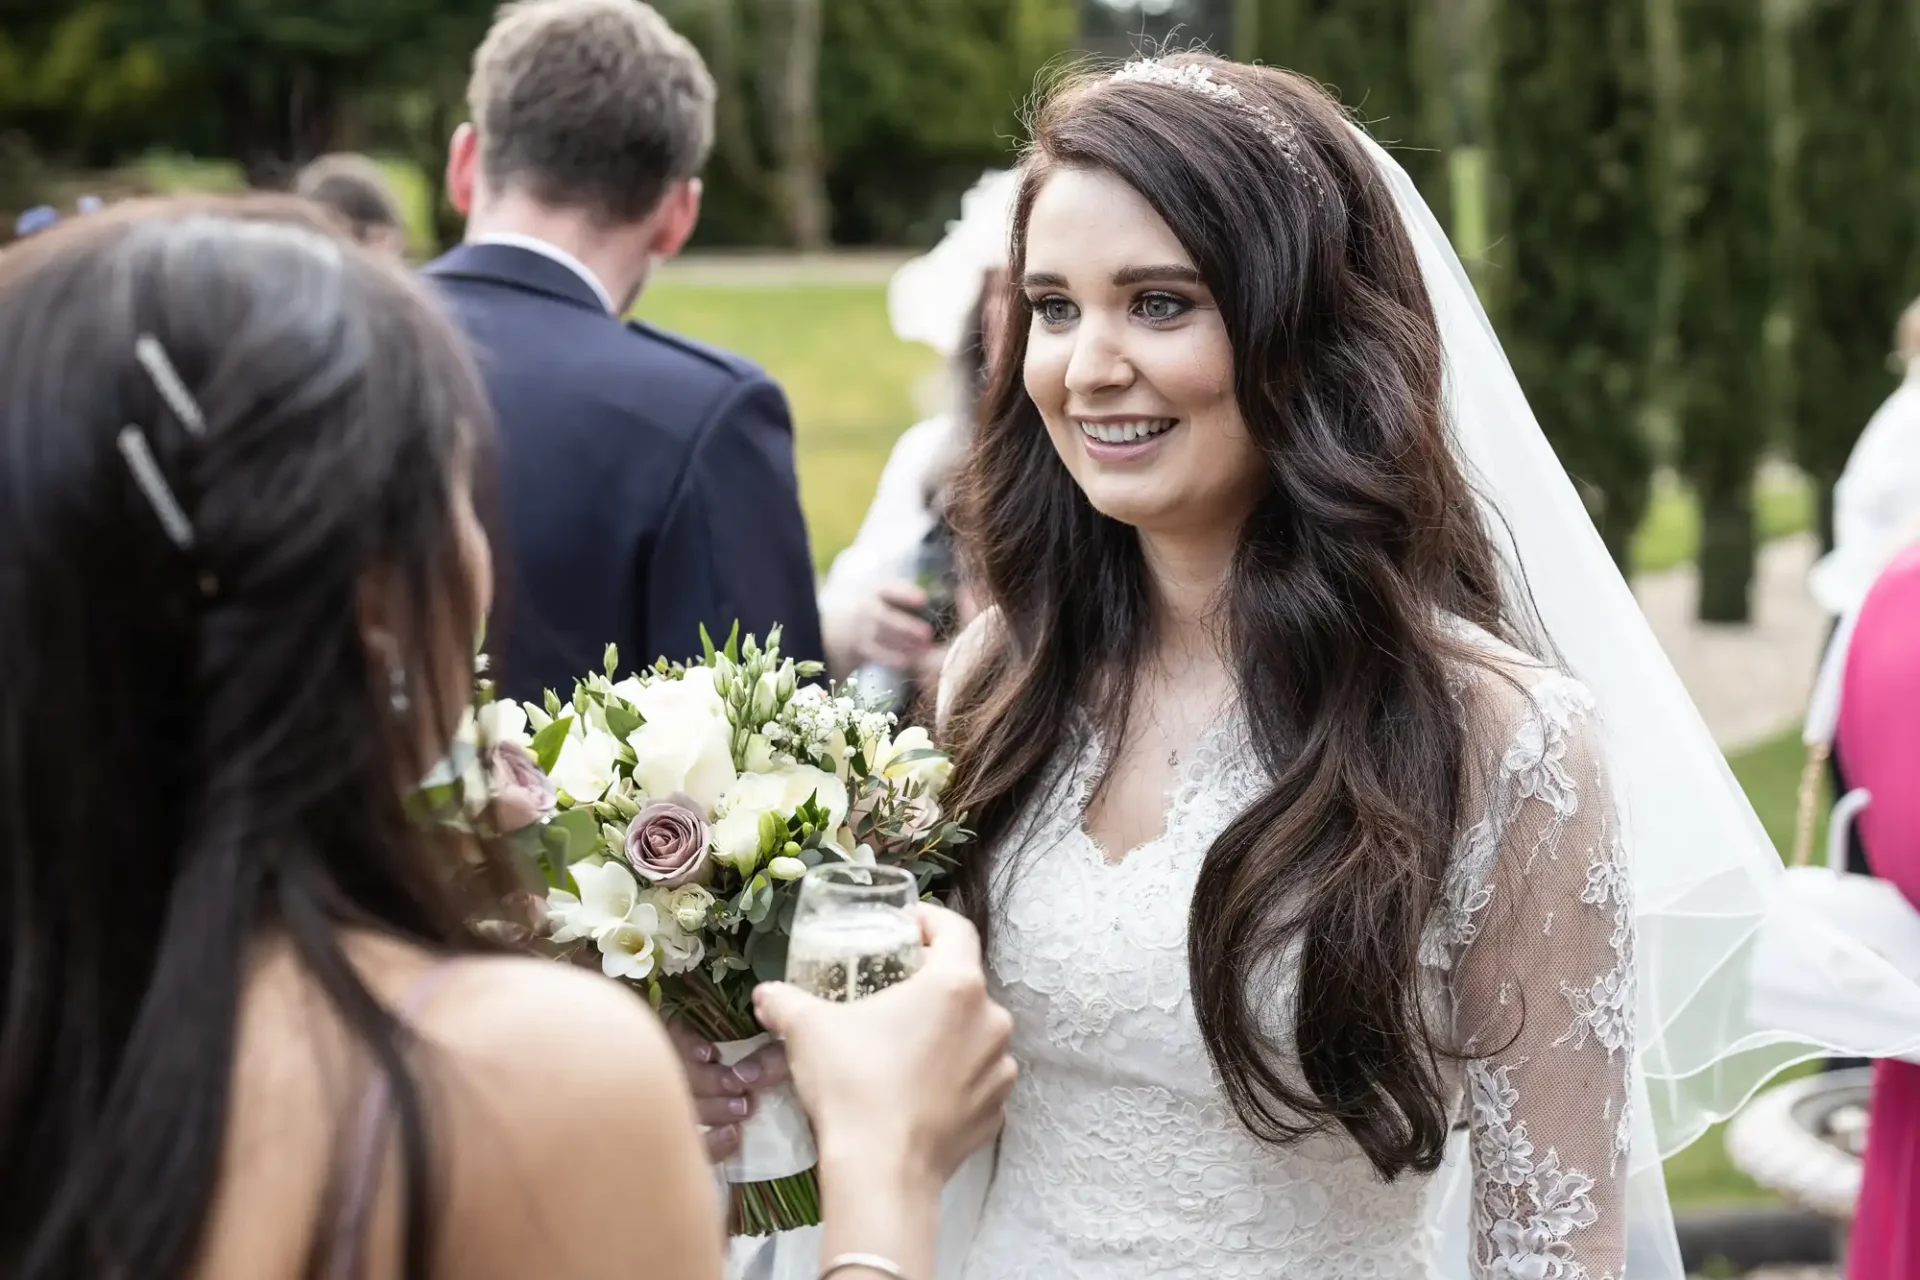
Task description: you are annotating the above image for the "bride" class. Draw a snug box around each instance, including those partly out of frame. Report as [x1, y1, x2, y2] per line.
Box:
[935, 53, 1816, 1279]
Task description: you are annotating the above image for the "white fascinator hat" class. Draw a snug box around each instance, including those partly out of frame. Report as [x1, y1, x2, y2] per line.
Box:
[887, 168, 1022, 358]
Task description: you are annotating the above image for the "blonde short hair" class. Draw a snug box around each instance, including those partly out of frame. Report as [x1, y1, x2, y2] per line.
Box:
[468, 0, 714, 223]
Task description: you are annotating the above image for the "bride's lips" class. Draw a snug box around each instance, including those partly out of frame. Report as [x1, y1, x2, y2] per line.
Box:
[1075, 416, 1179, 463]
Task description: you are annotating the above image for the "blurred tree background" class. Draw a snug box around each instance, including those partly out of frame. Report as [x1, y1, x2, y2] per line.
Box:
[4, 0, 1919, 621]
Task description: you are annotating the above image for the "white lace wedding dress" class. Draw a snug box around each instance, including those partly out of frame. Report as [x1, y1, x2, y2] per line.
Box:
[955, 652, 1635, 1280]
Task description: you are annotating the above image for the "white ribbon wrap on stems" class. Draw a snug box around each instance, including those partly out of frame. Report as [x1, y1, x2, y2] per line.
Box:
[724, 1144, 997, 1280]
[716, 1034, 818, 1184]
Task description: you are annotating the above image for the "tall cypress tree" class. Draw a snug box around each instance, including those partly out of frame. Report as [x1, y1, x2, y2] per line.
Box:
[1251, 0, 1448, 215]
[1672, 0, 1771, 622]
[1784, 0, 1920, 546]
[1486, 0, 1659, 570]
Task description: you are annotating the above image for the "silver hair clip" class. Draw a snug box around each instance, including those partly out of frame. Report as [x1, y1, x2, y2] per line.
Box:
[134, 334, 207, 437]
[117, 425, 195, 550]
[121, 334, 218, 594]
[1111, 59, 1323, 201]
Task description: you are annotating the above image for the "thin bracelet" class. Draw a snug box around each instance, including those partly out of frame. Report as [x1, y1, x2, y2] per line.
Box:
[819, 1253, 911, 1280]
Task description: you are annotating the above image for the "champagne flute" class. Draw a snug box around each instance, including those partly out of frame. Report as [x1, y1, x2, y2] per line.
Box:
[785, 863, 924, 1002]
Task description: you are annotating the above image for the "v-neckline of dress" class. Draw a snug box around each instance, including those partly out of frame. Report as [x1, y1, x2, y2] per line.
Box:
[1071, 706, 1245, 869]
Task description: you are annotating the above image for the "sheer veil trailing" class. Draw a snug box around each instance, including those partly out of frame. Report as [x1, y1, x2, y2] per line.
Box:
[1355, 127, 1920, 1277]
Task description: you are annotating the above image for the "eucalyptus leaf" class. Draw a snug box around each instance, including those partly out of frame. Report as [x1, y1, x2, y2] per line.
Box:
[529, 715, 573, 773]
[747, 931, 790, 983]
[603, 700, 641, 739]
[542, 807, 603, 865]
[887, 747, 947, 766]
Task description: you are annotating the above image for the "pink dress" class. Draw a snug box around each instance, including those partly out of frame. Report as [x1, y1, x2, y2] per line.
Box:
[1840, 546, 1920, 1280]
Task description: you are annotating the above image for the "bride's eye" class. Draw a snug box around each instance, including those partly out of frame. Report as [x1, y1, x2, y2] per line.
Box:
[1028, 294, 1078, 328]
[1134, 292, 1192, 325]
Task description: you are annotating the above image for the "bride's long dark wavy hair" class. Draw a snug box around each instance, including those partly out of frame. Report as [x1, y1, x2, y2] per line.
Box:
[0, 198, 517, 1276]
[943, 55, 1524, 1179]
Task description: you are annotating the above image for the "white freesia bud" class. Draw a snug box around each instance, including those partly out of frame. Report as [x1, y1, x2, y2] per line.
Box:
[751, 671, 780, 723]
[767, 856, 807, 881]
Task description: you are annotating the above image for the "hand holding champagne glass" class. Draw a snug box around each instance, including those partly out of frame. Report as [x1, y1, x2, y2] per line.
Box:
[755, 901, 1016, 1280]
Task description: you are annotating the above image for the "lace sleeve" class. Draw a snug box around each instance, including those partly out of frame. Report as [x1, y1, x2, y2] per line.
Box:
[1449, 674, 1633, 1280]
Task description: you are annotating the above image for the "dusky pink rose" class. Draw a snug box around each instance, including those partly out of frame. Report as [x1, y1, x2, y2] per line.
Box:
[625, 798, 712, 888]
[487, 742, 557, 832]
[901, 792, 944, 841]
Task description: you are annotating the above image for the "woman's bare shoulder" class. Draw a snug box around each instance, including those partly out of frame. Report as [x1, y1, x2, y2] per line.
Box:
[416, 954, 721, 1278]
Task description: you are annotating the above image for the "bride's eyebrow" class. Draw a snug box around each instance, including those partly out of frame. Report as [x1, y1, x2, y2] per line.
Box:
[1020, 265, 1204, 290]
[1112, 264, 1202, 286]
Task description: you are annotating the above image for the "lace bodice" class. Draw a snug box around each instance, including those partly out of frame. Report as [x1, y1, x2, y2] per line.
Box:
[957, 658, 1634, 1280]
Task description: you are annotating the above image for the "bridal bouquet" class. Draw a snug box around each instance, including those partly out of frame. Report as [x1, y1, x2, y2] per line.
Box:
[426, 626, 967, 1235]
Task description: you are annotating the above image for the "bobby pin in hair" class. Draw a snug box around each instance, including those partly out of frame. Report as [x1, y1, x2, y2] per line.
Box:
[134, 333, 208, 437]
[121, 334, 220, 596]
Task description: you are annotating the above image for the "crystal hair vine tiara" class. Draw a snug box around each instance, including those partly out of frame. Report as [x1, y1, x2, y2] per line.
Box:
[1109, 58, 1323, 201]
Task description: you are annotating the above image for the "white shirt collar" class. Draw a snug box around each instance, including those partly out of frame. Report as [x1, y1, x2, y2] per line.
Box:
[471, 232, 617, 314]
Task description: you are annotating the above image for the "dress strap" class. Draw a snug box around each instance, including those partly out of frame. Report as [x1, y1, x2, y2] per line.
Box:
[330, 962, 458, 1280]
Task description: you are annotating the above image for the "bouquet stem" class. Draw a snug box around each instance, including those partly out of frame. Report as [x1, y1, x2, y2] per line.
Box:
[675, 979, 822, 1237]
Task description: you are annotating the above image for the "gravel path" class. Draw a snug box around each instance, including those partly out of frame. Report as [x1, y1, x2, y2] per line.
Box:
[1634, 533, 1828, 751]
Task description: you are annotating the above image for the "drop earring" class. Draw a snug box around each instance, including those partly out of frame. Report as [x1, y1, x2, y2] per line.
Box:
[389, 666, 411, 715]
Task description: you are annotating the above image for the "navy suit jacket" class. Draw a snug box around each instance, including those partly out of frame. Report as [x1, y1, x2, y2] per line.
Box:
[425, 243, 823, 703]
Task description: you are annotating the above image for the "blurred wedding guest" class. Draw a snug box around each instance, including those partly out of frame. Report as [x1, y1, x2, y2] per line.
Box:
[1808, 296, 1920, 874]
[295, 153, 410, 258]
[427, 0, 822, 702]
[1812, 296, 1920, 617]
[1832, 544, 1920, 1279]
[818, 170, 1018, 704]
[0, 196, 1012, 1280]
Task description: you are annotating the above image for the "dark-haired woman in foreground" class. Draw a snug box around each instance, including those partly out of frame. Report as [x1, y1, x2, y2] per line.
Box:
[0, 198, 1012, 1280]
[935, 53, 1802, 1280]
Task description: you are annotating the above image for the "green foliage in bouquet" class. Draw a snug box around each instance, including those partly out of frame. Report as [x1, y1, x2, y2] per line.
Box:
[425, 624, 970, 1236]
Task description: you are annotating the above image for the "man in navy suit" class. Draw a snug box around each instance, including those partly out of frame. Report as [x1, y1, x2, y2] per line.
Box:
[425, 0, 822, 703]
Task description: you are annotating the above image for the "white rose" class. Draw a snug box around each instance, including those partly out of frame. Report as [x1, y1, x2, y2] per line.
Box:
[547, 723, 621, 803]
[476, 699, 531, 749]
[872, 726, 953, 793]
[626, 666, 737, 813]
[666, 884, 716, 933]
[711, 766, 850, 876]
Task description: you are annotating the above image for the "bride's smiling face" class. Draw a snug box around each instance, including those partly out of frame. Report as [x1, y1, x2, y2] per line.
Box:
[1021, 166, 1267, 538]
